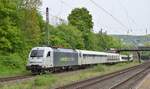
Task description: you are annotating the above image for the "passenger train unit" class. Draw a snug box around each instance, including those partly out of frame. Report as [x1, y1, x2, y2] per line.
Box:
[26, 47, 133, 74]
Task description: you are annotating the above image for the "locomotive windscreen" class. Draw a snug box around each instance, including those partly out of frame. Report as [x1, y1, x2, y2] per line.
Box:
[30, 50, 44, 57]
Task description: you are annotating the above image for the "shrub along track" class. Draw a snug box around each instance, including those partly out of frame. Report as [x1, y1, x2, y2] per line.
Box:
[56, 62, 150, 89]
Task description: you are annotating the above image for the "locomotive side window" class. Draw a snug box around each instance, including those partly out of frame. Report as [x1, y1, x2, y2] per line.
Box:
[47, 51, 51, 57]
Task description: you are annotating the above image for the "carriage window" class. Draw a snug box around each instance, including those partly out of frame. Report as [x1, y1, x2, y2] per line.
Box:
[47, 51, 50, 57]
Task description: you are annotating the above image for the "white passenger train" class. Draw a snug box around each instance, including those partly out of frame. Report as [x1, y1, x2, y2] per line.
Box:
[26, 47, 133, 74]
[120, 55, 133, 62]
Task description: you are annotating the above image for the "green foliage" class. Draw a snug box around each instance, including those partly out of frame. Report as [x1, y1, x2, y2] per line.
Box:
[18, 9, 43, 47]
[67, 7, 98, 50]
[83, 32, 97, 50]
[0, 53, 23, 68]
[0, 0, 43, 76]
[68, 7, 93, 32]
[49, 24, 84, 49]
[95, 33, 122, 51]
[0, 1, 23, 52]
[0, 53, 27, 76]
[67, 7, 123, 50]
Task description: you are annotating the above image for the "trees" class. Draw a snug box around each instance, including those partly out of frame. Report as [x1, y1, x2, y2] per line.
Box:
[95, 33, 123, 51]
[68, 7, 94, 50]
[0, 0, 44, 72]
[0, 0, 44, 52]
[67, 7, 123, 50]
[0, 1, 23, 52]
[68, 7, 93, 32]
[49, 24, 84, 49]
[19, 0, 43, 46]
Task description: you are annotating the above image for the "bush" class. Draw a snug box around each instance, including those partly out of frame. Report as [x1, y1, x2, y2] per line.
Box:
[0, 53, 27, 76]
[0, 53, 24, 69]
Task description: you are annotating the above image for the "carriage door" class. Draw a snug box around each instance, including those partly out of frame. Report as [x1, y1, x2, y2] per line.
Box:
[79, 52, 83, 65]
[45, 51, 51, 67]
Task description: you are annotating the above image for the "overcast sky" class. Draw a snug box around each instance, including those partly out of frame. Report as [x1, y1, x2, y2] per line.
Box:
[40, 0, 150, 35]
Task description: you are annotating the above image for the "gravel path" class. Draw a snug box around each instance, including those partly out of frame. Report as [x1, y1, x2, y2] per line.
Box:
[136, 73, 150, 89]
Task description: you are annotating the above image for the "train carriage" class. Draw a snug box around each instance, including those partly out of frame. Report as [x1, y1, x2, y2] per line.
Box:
[120, 55, 133, 62]
[77, 50, 108, 65]
[106, 53, 120, 63]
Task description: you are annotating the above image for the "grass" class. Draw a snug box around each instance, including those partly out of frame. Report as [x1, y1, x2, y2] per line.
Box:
[34, 74, 57, 87]
[0, 61, 140, 89]
[0, 74, 57, 89]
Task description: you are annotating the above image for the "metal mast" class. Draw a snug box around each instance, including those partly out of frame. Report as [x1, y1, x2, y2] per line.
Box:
[46, 7, 49, 46]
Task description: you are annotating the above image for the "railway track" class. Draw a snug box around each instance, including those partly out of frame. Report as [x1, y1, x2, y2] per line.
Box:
[0, 74, 34, 83]
[0, 67, 91, 83]
[56, 62, 150, 89]
[0, 65, 89, 83]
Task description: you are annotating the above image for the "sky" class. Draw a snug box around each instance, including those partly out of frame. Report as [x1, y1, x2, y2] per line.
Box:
[40, 0, 150, 35]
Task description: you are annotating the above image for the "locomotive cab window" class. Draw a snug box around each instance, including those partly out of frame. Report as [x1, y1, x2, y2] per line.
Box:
[30, 50, 44, 57]
[47, 51, 50, 57]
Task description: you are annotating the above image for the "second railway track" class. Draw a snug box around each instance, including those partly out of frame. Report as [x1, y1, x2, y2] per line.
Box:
[110, 66, 150, 89]
[56, 62, 150, 89]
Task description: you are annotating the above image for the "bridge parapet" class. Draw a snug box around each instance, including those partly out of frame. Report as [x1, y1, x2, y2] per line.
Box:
[109, 46, 150, 53]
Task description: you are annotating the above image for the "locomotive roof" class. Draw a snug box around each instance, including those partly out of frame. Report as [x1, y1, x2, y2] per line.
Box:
[53, 48, 77, 53]
[32, 47, 53, 50]
[77, 49, 107, 55]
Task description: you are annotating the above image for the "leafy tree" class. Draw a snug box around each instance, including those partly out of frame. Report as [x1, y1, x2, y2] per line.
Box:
[19, 0, 43, 46]
[0, 0, 45, 72]
[68, 7, 93, 32]
[68, 7, 95, 50]
[82, 32, 98, 50]
[95, 33, 123, 51]
[0, 1, 23, 52]
[49, 24, 84, 49]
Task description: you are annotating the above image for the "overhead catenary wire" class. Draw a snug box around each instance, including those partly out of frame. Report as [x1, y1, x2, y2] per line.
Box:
[56, 0, 63, 17]
[117, 0, 138, 34]
[117, 0, 148, 35]
[60, 0, 72, 8]
[117, 0, 137, 27]
[118, 0, 132, 34]
[89, 0, 129, 30]
[41, 10, 67, 25]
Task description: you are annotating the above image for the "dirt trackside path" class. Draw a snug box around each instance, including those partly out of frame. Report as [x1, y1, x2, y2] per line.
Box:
[136, 73, 150, 89]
